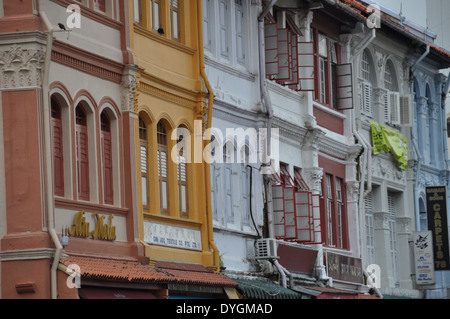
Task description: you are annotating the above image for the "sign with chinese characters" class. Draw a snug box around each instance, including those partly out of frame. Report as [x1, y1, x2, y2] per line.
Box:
[325, 252, 364, 284]
[143, 221, 202, 251]
[413, 231, 435, 286]
[426, 186, 450, 271]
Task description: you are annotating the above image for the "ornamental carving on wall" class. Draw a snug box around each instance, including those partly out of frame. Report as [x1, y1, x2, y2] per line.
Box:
[0, 45, 45, 90]
[302, 167, 324, 193]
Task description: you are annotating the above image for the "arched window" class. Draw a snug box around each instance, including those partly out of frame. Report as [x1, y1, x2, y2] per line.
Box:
[176, 126, 189, 218]
[76, 105, 90, 201]
[139, 115, 149, 210]
[384, 62, 394, 91]
[51, 97, 64, 197]
[101, 112, 113, 205]
[157, 121, 169, 215]
[383, 60, 400, 125]
[360, 49, 374, 116]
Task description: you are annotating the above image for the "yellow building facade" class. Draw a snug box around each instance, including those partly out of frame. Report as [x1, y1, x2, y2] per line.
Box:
[129, 0, 218, 270]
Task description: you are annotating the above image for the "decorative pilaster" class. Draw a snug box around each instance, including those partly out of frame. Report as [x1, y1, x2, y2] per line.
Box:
[346, 181, 360, 204]
[302, 167, 324, 193]
[374, 211, 391, 230]
[121, 64, 138, 112]
[0, 43, 46, 90]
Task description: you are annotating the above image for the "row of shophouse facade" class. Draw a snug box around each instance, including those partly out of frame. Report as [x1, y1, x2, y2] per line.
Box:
[0, 0, 450, 299]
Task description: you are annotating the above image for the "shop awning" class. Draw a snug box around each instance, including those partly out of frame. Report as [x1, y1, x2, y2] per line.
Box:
[80, 287, 157, 299]
[155, 261, 238, 288]
[233, 278, 305, 299]
[296, 285, 379, 299]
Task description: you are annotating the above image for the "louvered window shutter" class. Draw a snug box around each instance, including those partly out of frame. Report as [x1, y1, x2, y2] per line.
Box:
[400, 95, 413, 126]
[51, 102, 64, 197]
[390, 92, 401, 125]
[384, 92, 390, 123]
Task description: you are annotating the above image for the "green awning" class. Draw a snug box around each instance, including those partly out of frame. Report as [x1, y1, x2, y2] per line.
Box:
[234, 278, 305, 299]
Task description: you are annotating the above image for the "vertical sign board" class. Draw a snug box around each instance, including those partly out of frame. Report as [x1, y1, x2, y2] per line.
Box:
[412, 231, 435, 286]
[426, 186, 450, 271]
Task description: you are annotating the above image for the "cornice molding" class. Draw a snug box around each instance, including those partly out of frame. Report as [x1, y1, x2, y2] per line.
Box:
[51, 40, 123, 84]
[205, 55, 256, 82]
[0, 248, 55, 262]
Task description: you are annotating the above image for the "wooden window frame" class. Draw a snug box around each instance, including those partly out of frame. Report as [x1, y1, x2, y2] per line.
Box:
[101, 112, 113, 205]
[170, 0, 180, 41]
[139, 115, 150, 211]
[51, 97, 65, 197]
[176, 126, 189, 218]
[151, 0, 162, 32]
[75, 105, 90, 201]
[157, 121, 169, 216]
[133, 0, 142, 24]
[321, 172, 348, 249]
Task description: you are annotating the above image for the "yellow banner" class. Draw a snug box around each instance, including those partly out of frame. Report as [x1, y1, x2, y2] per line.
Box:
[369, 121, 408, 170]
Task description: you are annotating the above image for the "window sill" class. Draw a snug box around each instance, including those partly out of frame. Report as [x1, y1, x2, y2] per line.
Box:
[313, 101, 347, 120]
[204, 54, 255, 82]
[144, 212, 202, 229]
[55, 197, 128, 216]
[134, 24, 196, 56]
[213, 223, 260, 237]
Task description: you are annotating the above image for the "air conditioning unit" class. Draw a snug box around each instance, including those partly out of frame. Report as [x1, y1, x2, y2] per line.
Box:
[255, 238, 278, 260]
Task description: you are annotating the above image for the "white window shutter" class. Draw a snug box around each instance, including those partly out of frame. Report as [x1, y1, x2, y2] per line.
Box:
[235, 1, 245, 64]
[297, 42, 315, 91]
[362, 82, 373, 115]
[219, 0, 229, 57]
[203, 0, 211, 50]
[384, 92, 390, 123]
[276, 28, 292, 81]
[390, 92, 401, 125]
[400, 95, 413, 126]
[336, 63, 354, 110]
[264, 21, 279, 77]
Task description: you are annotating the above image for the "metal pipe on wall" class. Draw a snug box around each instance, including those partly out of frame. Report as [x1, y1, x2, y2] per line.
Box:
[37, 1, 63, 299]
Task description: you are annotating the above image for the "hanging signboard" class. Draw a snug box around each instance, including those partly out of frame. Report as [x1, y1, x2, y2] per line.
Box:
[426, 186, 450, 271]
[412, 231, 435, 286]
[325, 252, 364, 285]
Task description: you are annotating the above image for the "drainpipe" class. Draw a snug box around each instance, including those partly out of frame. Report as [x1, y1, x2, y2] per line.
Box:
[197, 1, 220, 269]
[259, 0, 277, 239]
[258, 0, 277, 159]
[350, 29, 376, 63]
[272, 260, 287, 288]
[37, 2, 63, 299]
[257, 0, 290, 288]
[412, 129, 422, 229]
[411, 45, 430, 72]
[348, 27, 376, 263]
[442, 72, 450, 169]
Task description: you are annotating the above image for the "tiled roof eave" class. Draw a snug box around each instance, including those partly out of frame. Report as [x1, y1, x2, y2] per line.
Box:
[59, 255, 238, 288]
[337, 0, 450, 62]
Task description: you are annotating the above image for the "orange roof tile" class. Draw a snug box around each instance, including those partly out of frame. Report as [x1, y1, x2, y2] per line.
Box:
[60, 255, 170, 283]
[60, 255, 238, 288]
[155, 261, 238, 288]
[338, 0, 450, 61]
